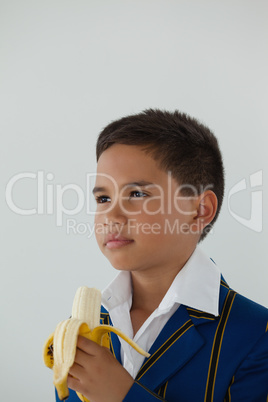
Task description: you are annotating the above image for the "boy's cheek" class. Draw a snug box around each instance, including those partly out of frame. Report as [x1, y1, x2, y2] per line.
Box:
[139, 197, 164, 215]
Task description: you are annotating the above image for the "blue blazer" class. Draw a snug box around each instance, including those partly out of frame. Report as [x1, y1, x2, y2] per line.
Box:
[56, 278, 268, 401]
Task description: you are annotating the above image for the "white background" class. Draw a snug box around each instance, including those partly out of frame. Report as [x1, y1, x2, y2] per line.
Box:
[1, 1, 267, 401]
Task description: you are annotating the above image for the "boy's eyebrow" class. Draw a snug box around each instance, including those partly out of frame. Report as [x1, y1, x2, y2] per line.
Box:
[92, 186, 106, 195]
[92, 181, 154, 195]
[124, 181, 154, 188]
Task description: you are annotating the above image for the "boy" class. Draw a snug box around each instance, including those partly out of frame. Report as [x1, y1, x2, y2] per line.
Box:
[61, 110, 268, 401]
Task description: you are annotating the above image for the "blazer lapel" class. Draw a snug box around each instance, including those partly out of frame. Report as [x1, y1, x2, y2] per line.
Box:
[110, 331, 122, 363]
[102, 284, 225, 393]
[135, 305, 205, 391]
[134, 279, 228, 392]
[100, 308, 122, 363]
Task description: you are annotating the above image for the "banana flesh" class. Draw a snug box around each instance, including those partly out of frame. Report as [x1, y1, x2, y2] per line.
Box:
[43, 286, 150, 401]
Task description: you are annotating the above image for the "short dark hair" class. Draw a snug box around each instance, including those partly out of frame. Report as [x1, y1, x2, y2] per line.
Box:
[96, 109, 224, 241]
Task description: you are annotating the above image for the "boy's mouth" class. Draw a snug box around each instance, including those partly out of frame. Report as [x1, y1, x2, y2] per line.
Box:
[104, 234, 134, 249]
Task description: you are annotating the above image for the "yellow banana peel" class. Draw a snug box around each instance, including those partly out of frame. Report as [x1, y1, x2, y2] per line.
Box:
[43, 287, 150, 401]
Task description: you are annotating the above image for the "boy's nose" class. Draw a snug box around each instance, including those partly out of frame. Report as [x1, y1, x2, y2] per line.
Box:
[104, 202, 128, 227]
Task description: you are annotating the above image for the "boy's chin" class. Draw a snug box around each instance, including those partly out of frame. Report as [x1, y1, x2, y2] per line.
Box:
[108, 261, 133, 272]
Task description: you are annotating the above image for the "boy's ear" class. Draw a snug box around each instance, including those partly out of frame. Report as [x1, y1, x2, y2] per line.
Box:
[193, 190, 218, 232]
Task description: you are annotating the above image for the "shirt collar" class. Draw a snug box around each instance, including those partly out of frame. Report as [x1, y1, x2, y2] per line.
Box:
[102, 246, 221, 317]
[102, 269, 132, 311]
[158, 246, 220, 316]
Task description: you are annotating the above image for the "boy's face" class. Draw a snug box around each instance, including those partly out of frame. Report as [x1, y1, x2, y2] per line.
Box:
[94, 144, 199, 276]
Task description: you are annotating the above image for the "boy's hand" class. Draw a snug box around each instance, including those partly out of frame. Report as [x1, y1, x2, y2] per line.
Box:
[68, 336, 134, 402]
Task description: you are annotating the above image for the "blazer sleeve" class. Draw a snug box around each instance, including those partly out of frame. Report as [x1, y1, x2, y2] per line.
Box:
[123, 381, 166, 401]
[55, 388, 80, 401]
[56, 383, 165, 402]
[224, 330, 268, 401]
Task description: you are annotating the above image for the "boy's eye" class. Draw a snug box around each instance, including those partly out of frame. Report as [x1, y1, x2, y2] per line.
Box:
[95, 195, 111, 203]
[129, 190, 148, 198]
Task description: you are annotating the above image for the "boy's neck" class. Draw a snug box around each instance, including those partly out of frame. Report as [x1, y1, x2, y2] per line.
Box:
[129, 247, 195, 332]
[130, 269, 177, 312]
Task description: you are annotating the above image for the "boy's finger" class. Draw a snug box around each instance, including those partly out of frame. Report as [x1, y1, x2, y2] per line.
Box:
[76, 335, 102, 355]
[74, 347, 92, 367]
[69, 361, 84, 378]
[67, 372, 83, 394]
[72, 347, 86, 366]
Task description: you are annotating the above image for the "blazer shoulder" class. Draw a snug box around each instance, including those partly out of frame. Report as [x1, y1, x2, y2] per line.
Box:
[232, 291, 268, 323]
[219, 280, 268, 341]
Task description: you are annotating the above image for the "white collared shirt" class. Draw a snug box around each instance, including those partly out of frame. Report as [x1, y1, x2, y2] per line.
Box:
[101, 246, 221, 378]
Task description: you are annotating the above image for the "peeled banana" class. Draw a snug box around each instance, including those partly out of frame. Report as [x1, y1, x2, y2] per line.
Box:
[43, 286, 150, 401]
